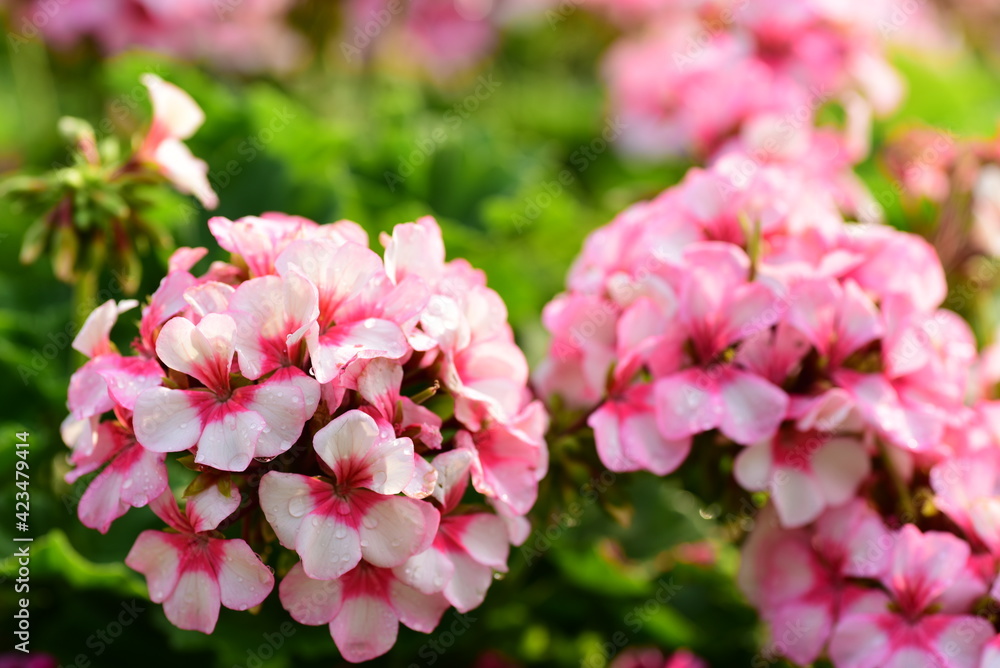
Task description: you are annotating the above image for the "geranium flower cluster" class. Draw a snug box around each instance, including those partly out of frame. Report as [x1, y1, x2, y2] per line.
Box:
[62, 214, 547, 662]
[536, 151, 1000, 665]
[343, 0, 498, 78]
[595, 0, 903, 161]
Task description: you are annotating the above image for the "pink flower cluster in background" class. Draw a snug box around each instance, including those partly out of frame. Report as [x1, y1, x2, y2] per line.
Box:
[19, 0, 304, 72]
[595, 0, 903, 162]
[343, 0, 498, 78]
[536, 145, 1000, 664]
[62, 213, 546, 662]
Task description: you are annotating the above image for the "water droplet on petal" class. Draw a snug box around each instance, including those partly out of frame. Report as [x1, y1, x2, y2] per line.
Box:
[288, 495, 311, 518]
[362, 514, 379, 530]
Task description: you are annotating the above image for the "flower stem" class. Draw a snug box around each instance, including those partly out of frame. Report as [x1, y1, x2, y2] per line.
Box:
[877, 438, 915, 522]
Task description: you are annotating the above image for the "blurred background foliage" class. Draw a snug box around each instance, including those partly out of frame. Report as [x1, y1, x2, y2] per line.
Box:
[2, 6, 1000, 667]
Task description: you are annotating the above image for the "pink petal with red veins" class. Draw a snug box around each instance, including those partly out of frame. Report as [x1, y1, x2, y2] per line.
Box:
[980, 636, 1000, 668]
[459, 419, 544, 516]
[395, 542, 454, 594]
[763, 599, 833, 666]
[358, 493, 439, 568]
[389, 577, 451, 631]
[167, 247, 207, 274]
[96, 355, 165, 411]
[835, 371, 942, 452]
[68, 361, 116, 419]
[678, 242, 750, 329]
[442, 549, 492, 612]
[717, 368, 788, 445]
[836, 279, 883, 364]
[309, 319, 409, 384]
[195, 406, 266, 471]
[717, 282, 779, 348]
[133, 387, 209, 453]
[813, 500, 891, 579]
[970, 500, 1000, 555]
[430, 450, 473, 513]
[78, 444, 167, 533]
[357, 358, 403, 421]
[258, 472, 326, 548]
[811, 437, 870, 507]
[230, 274, 319, 379]
[140, 270, 197, 351]
[72, 299, 138, 358]
[314, 410, 415, 493]
[886, 526, 969, 616]
[828, 612, 894, 668]
[919, 614, 993, 668]
[155, 315, 236, 392]
[732, 440, 772, 493]
[403, 455, 438, 499]
[153, 139, 217, 209]
[163, 566, 222, 633]
[383, 216, 446, 284]
[187, 484, 241, 533]
[770, 466, 825, 528]
[591, 391, 692, 476]
[653, 368, 721, 441]
[183, 281, 233, 318]
[125, 530, 184, 603]
[276, 239, 383, 314]
[235, 368, 318, 459]
[296, 509, 362, 581]
[786, 278, 840, 357]
[313, 409, 379, 475]
[331, 595, 399, 663]
[142, 74, 204, 140]
[210, 539, 273, 611]
[279, 562, 344, 625]
[446, 513, 509, 570]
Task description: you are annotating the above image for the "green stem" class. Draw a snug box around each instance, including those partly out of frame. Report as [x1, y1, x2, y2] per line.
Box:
[878, 438, 915, 522]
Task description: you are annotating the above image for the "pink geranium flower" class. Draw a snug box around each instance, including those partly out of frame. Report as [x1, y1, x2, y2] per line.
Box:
[734, 428, 870, 528]
[931, 451, 1000, 555]
[398, 450, 510, 612]
[67, 299, 164, 422]
[653, 242, 789, 446]
[259, 410, 439, 580]
[280, 560, 449, 663]
[829, 526, 993, 668]
[137, 74, 218, 209]
[126, 485, 274, 633]
[132, 314, 319, 471]
[67, 419, 167, 534]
